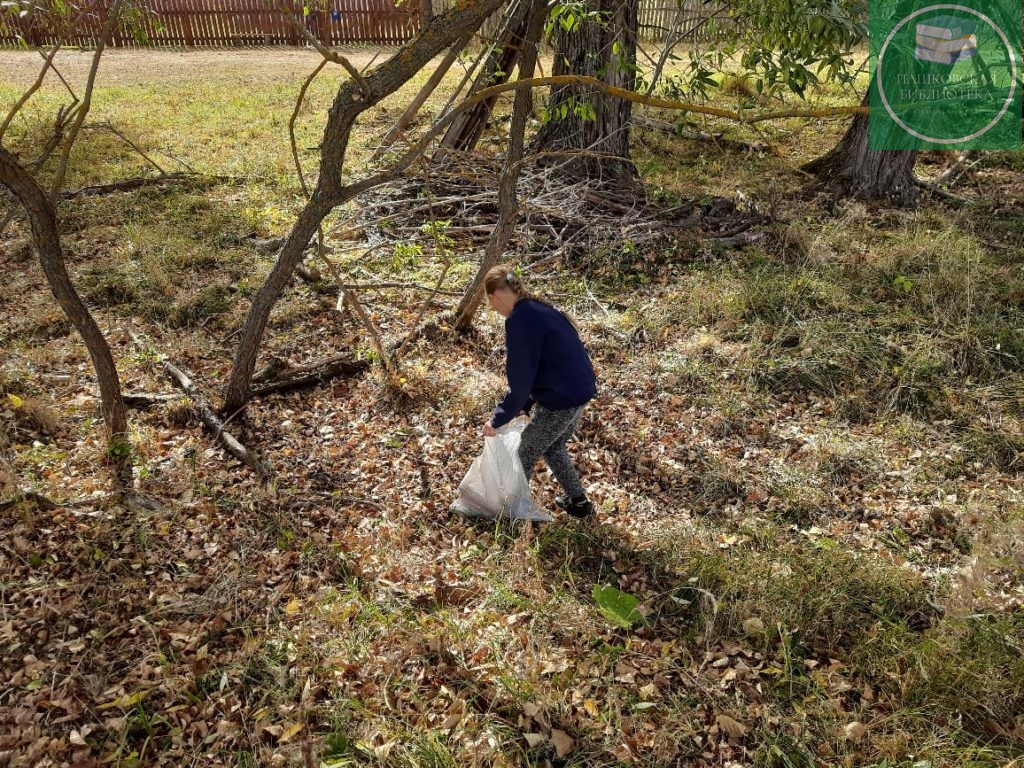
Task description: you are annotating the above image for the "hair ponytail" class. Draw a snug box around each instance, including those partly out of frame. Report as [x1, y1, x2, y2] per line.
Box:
[484, 264, 580, 330]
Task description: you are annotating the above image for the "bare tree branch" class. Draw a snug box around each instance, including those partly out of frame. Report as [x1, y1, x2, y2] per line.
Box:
[277, 1, 369, 96]
[289, 59, 329, 198]
[0, 42, 64, 141]
[49, 0, 125, 197]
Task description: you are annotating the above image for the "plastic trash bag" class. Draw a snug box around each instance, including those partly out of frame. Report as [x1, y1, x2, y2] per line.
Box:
[452, 417, 551, 522]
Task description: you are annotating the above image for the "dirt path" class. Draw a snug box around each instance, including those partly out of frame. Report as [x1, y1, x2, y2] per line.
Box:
[0, 47, 396, 88]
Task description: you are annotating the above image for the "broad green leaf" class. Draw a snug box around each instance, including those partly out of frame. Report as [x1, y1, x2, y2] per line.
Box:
[592, 584, 645, 629]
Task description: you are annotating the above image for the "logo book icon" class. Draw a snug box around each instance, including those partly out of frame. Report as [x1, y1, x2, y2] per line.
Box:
[916, 15, 978, 65]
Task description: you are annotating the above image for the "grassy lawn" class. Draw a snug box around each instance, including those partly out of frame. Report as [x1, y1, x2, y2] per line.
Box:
[1, 47, 1022, 768]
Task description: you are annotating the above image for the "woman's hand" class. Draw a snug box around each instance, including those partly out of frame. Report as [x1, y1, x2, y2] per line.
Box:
[483, 422, 497, 437]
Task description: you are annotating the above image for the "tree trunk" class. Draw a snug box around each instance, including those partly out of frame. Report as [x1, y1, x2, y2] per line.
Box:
[0, 147, 129, 463]
[453, 0, 547, 331]
[372, 32, 472, 160]
[531, 0, 640, 185]
[222, 0, 506, 415]
[803, 89, 919, 207]
[440, 0, 537, 152]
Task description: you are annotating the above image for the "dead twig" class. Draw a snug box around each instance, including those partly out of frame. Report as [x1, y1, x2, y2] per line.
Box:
[935, 150, 983, 187]
[128, 330, 273, 479]
[86, 121, 167, 175]
[343, 288, 397, 375]
[913, 177, 972, 204]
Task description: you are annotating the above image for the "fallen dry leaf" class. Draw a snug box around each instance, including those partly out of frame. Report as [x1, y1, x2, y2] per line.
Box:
[844, 721, 868, 741]
[551, 729, 575, 757]
[716, 713, 747, 739]
[523, 732, 547, 748]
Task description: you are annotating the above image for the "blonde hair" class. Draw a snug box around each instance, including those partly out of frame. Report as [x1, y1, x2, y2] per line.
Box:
[484, 264, 578, 329]
[484, 265, 533, 299]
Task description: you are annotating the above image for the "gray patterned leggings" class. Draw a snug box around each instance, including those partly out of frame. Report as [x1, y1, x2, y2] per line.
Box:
[517, 404, 586, 499]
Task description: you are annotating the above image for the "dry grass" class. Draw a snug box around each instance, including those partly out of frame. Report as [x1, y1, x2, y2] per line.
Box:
[1, 47, 1022, 768]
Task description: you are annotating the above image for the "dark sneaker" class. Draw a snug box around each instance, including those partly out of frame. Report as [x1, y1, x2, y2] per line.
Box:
[556, 494, 594, 519]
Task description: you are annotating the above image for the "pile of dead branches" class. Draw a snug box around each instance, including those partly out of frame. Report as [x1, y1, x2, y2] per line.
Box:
[336, 151, 769, 271]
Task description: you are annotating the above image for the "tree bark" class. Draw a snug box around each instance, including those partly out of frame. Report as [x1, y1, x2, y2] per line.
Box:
[373, 32, 472, 160]
[222, 0, 506, 415]
[0, 147, 129, 452]
[531, 0, 640, 185]
[440, 0, 537, 152]
[803, 89, 919, 207]
[452, 0, 547, 330]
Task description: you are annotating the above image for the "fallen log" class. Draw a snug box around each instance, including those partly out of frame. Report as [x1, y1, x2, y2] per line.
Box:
[61, 172, 230, 198]
[128, 331, 272, 479]
[249, 354, 369, 399]
[122, 392, 180, 408]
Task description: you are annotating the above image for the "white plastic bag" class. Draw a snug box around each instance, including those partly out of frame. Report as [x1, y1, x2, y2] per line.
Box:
[452, 417, 551, 521]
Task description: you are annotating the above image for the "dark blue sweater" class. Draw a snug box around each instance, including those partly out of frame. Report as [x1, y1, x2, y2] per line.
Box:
[491, 299, 597, 428]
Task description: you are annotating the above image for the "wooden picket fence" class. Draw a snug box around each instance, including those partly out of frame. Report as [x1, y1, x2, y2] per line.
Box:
[0, 0, 421, 47]
[459, 0, 725, 42]
[0, 0, 722, 48]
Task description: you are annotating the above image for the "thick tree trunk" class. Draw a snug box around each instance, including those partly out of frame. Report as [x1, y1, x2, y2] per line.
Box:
[0, 147, 129, 459]
[453, 0, 547, 330]
[222, 0, 506, 415]
[803, 90, 919, 207]
[440, 0, 537, 152]
[531, 0, 640, 185]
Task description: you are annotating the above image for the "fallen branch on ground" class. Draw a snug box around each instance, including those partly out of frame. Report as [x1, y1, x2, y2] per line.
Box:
[635, 114, 776, 154]
[61, 172, 231, 198]
[344, 155, 768, 274]
[913, 177, 972, 204]
[122, 392, 180, 408]
[248, 354, 369, 400]
[935, 150, 982, 187]
[128, 331, 272, 479]
[0, 489, 59, 512]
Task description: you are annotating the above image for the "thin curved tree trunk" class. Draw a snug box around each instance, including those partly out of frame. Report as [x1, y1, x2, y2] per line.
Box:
[530, 0, 640, 185]
[0, 147, 129, 461]
[453, 0, 548, 331]
[803, 89, 919, 207]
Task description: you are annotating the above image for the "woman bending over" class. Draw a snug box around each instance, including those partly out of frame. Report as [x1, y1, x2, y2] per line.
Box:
[483, 266, 597, 519]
